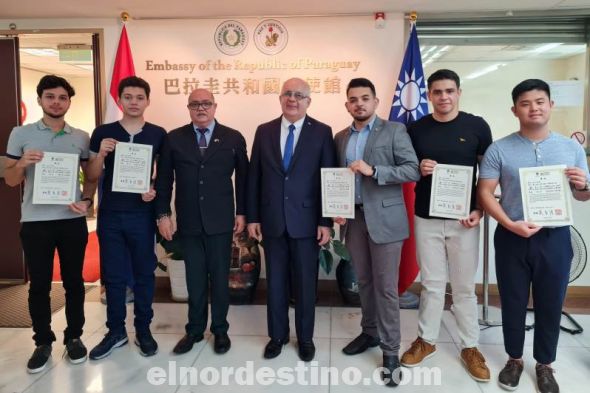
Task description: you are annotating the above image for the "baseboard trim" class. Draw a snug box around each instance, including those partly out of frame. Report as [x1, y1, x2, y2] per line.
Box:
[155, 277, 590, 298]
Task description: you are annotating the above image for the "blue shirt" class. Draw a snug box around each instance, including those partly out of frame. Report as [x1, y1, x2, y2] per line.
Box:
[193, 120, 215, 147]
[479, 131, 590, 222]
[346, 116, 376, 204]
[90, 121, 166, 212]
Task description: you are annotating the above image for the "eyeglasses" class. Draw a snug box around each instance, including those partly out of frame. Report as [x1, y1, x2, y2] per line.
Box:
[280, 91, 309, 101]
[188, 101, 214, 110]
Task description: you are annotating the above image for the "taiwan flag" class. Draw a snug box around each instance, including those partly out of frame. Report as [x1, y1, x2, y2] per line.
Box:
[389, 22, 429, 294]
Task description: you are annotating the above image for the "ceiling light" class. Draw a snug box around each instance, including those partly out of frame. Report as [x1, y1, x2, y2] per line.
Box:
[20, 48, 59, 57]
[72, 64, 94, 71]
[464, 63, 506, 80]
[530, 43, 562, 54]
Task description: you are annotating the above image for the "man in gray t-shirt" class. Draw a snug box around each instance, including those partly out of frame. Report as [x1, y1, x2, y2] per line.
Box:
[4, 75, 96, 374]
[478, 79, 590, 393]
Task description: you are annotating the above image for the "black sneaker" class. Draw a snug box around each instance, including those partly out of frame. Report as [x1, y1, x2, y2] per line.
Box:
[135, 332, 158, 357]
[64, 338, 87, 364]
[27, 345, 52, 374]
[89, 331, 128, 360]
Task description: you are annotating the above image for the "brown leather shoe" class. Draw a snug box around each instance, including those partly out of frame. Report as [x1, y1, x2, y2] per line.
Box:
[401, 337, 436, 367]
[461, 347, 490, 382]
[536, 364, 559, 393]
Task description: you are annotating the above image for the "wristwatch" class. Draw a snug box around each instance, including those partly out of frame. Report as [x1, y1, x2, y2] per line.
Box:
[578, 180, 590, 192]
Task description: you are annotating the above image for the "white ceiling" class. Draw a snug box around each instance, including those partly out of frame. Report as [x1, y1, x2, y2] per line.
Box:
[19, 33, 94, 77]
[0, 0, 589, 19]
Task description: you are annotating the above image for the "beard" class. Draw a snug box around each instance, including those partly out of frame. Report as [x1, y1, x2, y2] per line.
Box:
[353, 113, 372, 122]
[42, 108, 66, 119]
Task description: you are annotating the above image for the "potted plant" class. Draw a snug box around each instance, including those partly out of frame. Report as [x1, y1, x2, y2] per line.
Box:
[157, 231, 262, 304]
[156, 233, 188, 302]
[319, 229, 359, 305]
[228, 232, 261, 304]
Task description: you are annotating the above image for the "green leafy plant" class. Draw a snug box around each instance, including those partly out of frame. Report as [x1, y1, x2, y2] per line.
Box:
[319, 228, 351, 274]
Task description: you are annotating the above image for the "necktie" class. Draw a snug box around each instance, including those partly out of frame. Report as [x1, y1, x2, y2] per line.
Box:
[283, 124, 295, 171]
[197, 128, 208, 148]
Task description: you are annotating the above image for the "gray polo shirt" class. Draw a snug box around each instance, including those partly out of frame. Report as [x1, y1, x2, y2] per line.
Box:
[479, 131, 590, 222]
[6, 120, 90, 222]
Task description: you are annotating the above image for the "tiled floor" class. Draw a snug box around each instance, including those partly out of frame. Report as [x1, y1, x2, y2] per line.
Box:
[2, 292, 590, 393]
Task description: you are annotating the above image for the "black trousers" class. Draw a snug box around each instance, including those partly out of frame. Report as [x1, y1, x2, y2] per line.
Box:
[494, 225, 572, 364]
[20, 217, 88, 345]
[180, 231, 233, 336]
[264, 232, 319, 342]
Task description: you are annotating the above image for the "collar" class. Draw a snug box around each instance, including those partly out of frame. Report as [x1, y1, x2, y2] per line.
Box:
[516, 130, 554, 144]
[281, 116, 305, 130]
[36, 119, 73, 134]
[192, 119, 216, 133]
[350, 115, 377, 134]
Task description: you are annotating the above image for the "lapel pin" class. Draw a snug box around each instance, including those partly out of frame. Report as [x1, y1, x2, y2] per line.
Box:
[214, 139, 220, 143]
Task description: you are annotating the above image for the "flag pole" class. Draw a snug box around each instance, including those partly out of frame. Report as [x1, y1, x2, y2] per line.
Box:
[120, 11, 130, 23]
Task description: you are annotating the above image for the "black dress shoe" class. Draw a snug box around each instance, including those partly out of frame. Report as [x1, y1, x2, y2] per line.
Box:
[382, 355, 401, 387]
[173, 333, 204, 354]
[214, 333, 231, 354]
[342, 333, 380, 355]
[263, 338, 289, 359]
[536, 364, 559, 393]
[298, 341, 316, 362]
[498, 359, 524, 390]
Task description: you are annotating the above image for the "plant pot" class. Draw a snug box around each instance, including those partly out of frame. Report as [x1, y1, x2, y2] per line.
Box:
[336, 259, 360, 306]
[167, 258, 189, 302]
[229, 232, 261, 305]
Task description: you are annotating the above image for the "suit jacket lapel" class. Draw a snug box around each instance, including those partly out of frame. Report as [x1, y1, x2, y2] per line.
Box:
[339, 128, 350, 167]
[363, 116, 383, 162]
[182, 124, 202, 162]
[269, 117, 284, 173]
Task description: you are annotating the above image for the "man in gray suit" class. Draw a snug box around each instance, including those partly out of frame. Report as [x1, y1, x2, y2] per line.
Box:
[334, 78, 420, 387]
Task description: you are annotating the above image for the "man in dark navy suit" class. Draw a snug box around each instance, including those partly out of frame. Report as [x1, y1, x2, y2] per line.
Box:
[247, 78, 336, 362]
[155, 88, 248, 356]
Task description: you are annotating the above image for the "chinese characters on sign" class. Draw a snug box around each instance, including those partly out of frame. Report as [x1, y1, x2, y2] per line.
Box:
[144, 58, 360, 96]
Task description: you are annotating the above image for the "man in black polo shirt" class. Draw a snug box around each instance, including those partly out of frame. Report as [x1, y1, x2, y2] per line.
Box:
[86, 76, 166, 359]
[402, 69, 493, 382]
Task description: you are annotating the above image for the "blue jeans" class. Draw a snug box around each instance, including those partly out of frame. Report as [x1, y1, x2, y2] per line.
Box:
[97, 209, 157, 335]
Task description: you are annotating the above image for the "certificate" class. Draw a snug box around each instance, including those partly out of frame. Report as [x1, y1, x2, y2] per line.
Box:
[32, 152, 79, 205]
[112, 142, 152, 194]
[429, 164, 473, 220]
[519, 165, 573, 227]
[321, 168, 355, 219]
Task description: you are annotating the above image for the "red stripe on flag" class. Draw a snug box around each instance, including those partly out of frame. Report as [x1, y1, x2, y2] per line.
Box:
[400, 182, 419, 293]
[109, 25, 135, 108]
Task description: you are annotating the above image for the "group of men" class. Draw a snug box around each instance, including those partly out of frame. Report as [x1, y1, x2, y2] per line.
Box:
[5, 70, 589, 392]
